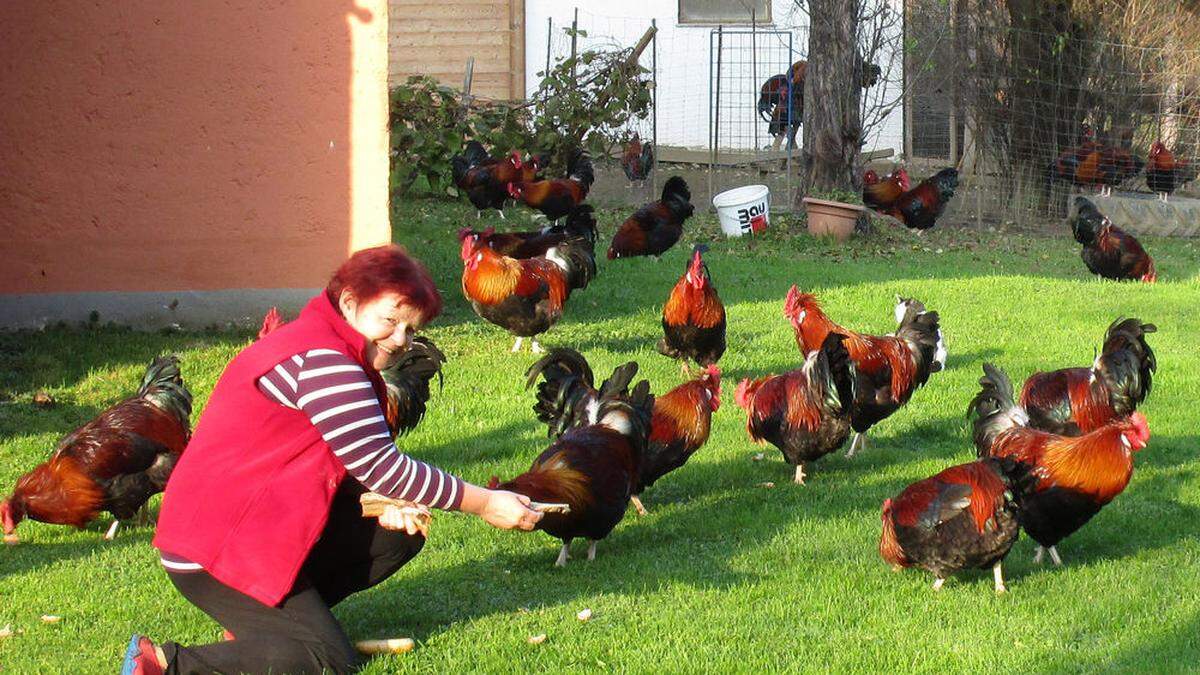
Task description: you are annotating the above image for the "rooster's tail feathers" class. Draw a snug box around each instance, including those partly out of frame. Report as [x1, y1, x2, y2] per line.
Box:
[1098, 317, 1157, 413]
[815, 333, 857, 416]
[567, 149, 595, 191]
[966, 363, 1027, 456]
[381, 337, 448, 436]
[451, 140, 489, 184]
[525, 348, 601, 437]
[139, 355, 193, 427]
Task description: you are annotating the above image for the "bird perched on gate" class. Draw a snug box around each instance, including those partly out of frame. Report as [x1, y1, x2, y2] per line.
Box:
[735, 333, 857, 484]
[451, 141, 541, 219]
[880, 456, 1036, 593]
[884, 168, 959, 232]
[1071, 197, 1156, 282]
[492, 359, 653, 566]
[1146, 141, 1197, 202]
[785, 287, 944, 458]
[525, 350, 720, 516]
[459, 204, 598, 260]
[657, 245, 726, 374]
[459, 205, 597, 353]
[1, 356, 192, 543]
[968, 363, 1150, 566]
[622, 132, 654, 183]
[1019, 318, 1155, 436]
[608, 176, 694, 260]
[508, 149, 594, 222]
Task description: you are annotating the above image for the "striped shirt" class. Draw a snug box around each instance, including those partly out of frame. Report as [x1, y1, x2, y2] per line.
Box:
[161, 349, 462, 573]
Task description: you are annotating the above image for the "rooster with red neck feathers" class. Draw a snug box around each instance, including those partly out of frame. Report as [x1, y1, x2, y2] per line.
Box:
[657, 245, 726, 374]
[969, 363, 1151, 566]
[1071, 197, 1156, 283]
[862, 167, 910, 212]
[784, 286, 944, 458]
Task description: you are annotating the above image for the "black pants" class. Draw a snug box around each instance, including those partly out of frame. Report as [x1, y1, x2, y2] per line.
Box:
[162, 480, 426, 674]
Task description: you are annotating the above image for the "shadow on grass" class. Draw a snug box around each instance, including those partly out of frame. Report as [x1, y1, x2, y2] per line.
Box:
[0, 525, 152, 581]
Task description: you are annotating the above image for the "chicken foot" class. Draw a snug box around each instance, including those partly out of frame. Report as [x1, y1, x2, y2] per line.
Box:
[630, 495, 648, 517]
[104, 520, 121, 541]
[993, 561, 1007, 594]
[586, 540, 597, 561]
[793, 464, 807, 485]
[845, 432, 867, 458]
[1033, 545, 1063, 566]
[932, 577, 945, 591]
[555, 539, 572, 568]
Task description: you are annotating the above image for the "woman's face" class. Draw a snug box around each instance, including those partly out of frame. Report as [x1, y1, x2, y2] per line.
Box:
[339, 290, 426, 370]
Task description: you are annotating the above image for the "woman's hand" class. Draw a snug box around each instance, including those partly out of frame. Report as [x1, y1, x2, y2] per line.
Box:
[377, 503, 430, 536]
[480, 490, 543, 531]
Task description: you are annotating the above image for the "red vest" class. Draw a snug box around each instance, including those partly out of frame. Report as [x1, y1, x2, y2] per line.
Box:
[153, 294, 386, 606]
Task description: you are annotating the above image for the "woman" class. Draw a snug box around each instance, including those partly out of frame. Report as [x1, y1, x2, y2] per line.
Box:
[124, 245, 542, 674]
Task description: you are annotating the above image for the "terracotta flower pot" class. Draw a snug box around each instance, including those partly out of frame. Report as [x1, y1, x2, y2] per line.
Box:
[802, 197, 866, 242]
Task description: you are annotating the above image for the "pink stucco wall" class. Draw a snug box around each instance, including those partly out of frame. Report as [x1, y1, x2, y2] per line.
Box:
[0, 1, 391, 298]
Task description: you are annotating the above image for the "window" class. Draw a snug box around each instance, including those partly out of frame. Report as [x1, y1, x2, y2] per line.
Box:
[678, 0, 772, 25]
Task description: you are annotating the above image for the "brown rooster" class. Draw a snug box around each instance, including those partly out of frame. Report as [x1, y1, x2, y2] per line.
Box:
[621, 132, 654, 183]
[1146, 141, 1197, 202]
[735, 333, 857, 484]
[608, 176, 694, 260]
[880, 456, 1034, 592]
[1020, 318, 1155, 436]
[969, 363, 1150, 565]
[863, 167, 910, 212]
[884, 168, 959, 232]
[657, 245, 726, 374]
[459, 206, 597, 353]
[508, 149, 593, 222]
[785, 287, 944, 457]
[451, 140, 541, 219]
[459, 204, 598, 260]
[1, 356, 192, 543]
[525, 349, 719, 516]
[493, 360, 653, 566]
[1071, 197, 1156, 282]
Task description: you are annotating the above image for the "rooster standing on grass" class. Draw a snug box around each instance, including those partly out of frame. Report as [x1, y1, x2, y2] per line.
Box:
[608, 176, 695, 260]
[1, 356, 192, 543]
[508, 149, 594, 223]
[1071, 197, 1156, 282]
[657, 245, 726, 375]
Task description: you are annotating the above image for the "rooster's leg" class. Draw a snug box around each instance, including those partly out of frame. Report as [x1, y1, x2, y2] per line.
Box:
[1033, 545, 1045, 565]
[793, 464, 806, 485]
[586, 540, 597, 561]
[555, 539, 572, 567]
[497, 209, 506, 220]
[1048, 546, 1063, 566]
[630, 495, 648, 516]
[680, 361, 692, 377]
[103, 520, 121, 541]
[932, 577, 945, 591]
[845, 432, 866, 458]
[511, 337, 524, 353]
[530, 338, 545, 354]
[476, 210, 482, 220]
[993, 561, 1007, 594]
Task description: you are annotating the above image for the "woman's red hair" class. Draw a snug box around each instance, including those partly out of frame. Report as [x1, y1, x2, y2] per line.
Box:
[326, 244, 443, 321]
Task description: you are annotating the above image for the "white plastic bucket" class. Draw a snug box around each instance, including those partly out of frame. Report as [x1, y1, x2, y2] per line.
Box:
[712, 185, 770, 237]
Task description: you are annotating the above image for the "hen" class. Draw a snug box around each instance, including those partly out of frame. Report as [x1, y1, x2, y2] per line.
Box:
[1, 356, 192, 543]
[969, 363, 1150, 565]
[880, 457, 1034, 592]
[734, 333, 857, 484]
[1146, 141, 1197, 202]
[459, 207, 597, 353]
[884, 168, 959, 232]
[621, 133, 654, 183]
[460, 204, 598, 260]
[509, 149, 594, 222]
[492, 360, 653, 566]
[1071, 197, 1156, 282]
[786, 287, 943, 457]
[608, 176, 694, 260]
[525, 349, 720, 515]
[657, 245, 726, 373]
[1020, 318, 1155, 436]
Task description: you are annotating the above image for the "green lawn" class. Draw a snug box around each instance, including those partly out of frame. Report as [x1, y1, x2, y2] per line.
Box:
[2, 200, 1199, 673]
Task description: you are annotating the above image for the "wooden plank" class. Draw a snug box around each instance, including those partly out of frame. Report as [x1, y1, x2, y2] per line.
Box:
[390, 33, 508, 48]
[393, 19, 507, 33]
[509, 0, 524, 99]
[390, 4, 510, 20]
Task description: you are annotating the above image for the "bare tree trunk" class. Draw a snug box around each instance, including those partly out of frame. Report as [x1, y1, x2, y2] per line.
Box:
[798, 0, 864, 200]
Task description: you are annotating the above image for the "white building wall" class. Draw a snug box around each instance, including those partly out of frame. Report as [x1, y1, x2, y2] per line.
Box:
[524, 0, 904, 156]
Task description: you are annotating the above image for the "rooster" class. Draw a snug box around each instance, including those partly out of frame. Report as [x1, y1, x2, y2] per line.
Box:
[451, 141, 540, 219]
[786, 287, 943, 457]
[492, 362, 653, 566]
[734, 333, 857, 484]
[621, 132, 654, 183]
[1019, 318, 1154, 436]
[508, 149, 594, 222]
[884, 168, 959, 232]
[1071, 197, 1156, 282]
[1046, 125, 1100, 193]
[1, 356, 192, 543]
[863, 167, 911, 212]
[1146, 141, 1197, 202]
[381, 337, 447, 437]
[657, 245, 726, 374]
[880, 457, 1034, 592]
[608, 176, 694, 260]
[459, 208, 597, 353]
[969, 363, 1151, 565]
[525, 350, 720, 516]
[460, 204, 598, 260]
